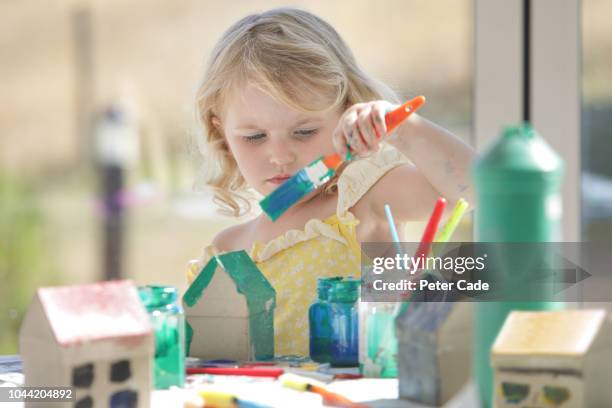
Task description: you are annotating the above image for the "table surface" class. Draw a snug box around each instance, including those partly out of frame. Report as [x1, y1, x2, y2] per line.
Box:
[0, 355, 479, 407]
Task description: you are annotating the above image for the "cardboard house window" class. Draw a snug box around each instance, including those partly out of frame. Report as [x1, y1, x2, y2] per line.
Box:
[72, 363, 94, 388]
[71, 360, 136, 408]
[110, 359, 132, 382]
[75, 396, 93, 408]
[110, 389, 138, 408]
[499, 382, 571, 406]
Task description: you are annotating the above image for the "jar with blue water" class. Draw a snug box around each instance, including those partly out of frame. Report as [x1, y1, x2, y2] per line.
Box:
[309, 277, 342, 363]
[329, 278, 360, 367]
[138, 285, 185, 389]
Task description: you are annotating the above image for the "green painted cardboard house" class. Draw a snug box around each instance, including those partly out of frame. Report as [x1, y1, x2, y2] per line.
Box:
[182, 250, 275, 361]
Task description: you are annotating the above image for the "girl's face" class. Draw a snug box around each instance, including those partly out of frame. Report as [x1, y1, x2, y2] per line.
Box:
[220, 85, 341, 196]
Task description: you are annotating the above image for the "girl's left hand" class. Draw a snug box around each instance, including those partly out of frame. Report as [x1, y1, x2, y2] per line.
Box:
[332, 100, 397, 158]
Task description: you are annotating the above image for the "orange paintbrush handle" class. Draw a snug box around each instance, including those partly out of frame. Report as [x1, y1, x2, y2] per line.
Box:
[311, 385, 370, 408]
[322, 95, 426, 170]
[385, 95, 426, 133]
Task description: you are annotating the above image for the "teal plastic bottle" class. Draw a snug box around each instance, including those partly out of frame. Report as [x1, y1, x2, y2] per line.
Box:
[473, 124, 564, 407]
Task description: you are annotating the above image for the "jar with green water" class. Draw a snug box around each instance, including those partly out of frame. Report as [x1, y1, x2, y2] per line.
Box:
[138, 285, 185, 389]
[358, 301, 398, 378]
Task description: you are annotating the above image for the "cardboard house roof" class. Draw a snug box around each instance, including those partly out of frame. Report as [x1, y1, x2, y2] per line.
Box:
[34, 280, 152, 347]
[183, 250, 275, 315]
[491, 310, 612, 373]
[493, 310, 606, 358]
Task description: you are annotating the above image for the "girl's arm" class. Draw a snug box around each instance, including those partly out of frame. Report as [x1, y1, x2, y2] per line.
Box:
[387, 113, 475, 207]
[333, 102, 476, 223]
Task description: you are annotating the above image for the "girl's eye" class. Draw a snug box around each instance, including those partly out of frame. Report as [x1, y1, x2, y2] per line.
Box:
[242, 133, 266, 144]
[293, 128, 319, 139]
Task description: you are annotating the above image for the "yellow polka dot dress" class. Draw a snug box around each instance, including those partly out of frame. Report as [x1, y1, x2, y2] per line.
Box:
[188, 146, 408, 357]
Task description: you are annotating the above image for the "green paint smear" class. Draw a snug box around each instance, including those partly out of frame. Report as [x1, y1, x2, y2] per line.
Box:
[543, 385, 570, 405]
[218, 251, 276, 360]
[182, 250, 276, 360]
[183, 256, 218, 307]
[501, 382, 529, 403]
[185, 320, 193, 356]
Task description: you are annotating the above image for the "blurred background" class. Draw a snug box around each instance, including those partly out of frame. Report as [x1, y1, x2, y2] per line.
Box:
[0, 0, 610, 354]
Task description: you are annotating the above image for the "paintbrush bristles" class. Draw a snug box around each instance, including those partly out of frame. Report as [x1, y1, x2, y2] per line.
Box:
[260, 156, 336, 221]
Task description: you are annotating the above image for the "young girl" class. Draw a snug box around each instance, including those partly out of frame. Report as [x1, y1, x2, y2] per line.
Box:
[188, 7, 475, 357]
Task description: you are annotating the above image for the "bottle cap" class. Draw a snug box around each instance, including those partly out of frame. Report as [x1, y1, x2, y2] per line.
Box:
[473, 123, 564, 192]
[317, 277, 343, 300]
[329, 278, 360, 303]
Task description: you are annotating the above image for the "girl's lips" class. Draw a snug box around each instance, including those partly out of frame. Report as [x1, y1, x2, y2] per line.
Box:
[267, 174, 291, 185]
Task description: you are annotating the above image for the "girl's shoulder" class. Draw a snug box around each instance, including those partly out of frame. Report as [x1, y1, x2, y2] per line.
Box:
[211, 219, 257, 253]
[186, 220, 255, 283]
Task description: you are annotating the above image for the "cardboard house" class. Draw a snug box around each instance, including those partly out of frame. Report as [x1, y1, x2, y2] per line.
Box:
[183, 250, 275, 361]
[492, 310, 612, 408]
[19, 280, 154, 408]
[396, 300, 472, 406]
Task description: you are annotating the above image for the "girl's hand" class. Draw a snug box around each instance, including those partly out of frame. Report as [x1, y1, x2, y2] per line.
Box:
[332, 100, 398, 158]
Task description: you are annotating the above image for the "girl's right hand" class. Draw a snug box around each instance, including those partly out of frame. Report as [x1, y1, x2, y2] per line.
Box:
[332, 100, 398, 158]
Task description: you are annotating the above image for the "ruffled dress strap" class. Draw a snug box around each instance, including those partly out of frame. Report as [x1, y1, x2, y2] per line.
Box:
[249, 145, 408, 263]
[336, 144, 409, 215]
[249, 214, 353, 263]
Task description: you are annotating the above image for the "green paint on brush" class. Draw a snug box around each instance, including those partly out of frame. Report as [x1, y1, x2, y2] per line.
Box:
[260, 150, 351, 221]
[259, 165, 317, 221]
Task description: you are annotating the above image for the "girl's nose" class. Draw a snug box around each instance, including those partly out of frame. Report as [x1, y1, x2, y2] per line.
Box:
[268, 140, 297, 167]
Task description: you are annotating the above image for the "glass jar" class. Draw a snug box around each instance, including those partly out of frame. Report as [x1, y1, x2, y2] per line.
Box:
[138, 285, 185, 389]
[358, 301, 398, 377]
[328, 278, 360, 367]
[309, 277, 342, 363]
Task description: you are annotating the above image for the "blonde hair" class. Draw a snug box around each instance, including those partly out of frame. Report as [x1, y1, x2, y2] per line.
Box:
[196, 7, 398, 216]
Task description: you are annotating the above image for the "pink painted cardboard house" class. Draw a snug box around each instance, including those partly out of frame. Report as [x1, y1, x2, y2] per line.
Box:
[19, 280, 154, 408]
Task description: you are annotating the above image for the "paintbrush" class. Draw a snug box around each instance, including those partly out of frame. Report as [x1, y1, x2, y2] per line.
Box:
[394, 196, 447, 312]
[410, 197, 447, 274]
[198, 390, 272, 408]
[260, 96, 426, 221]
[431, 198, 469, 257]
[280, 373, 369, 408]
